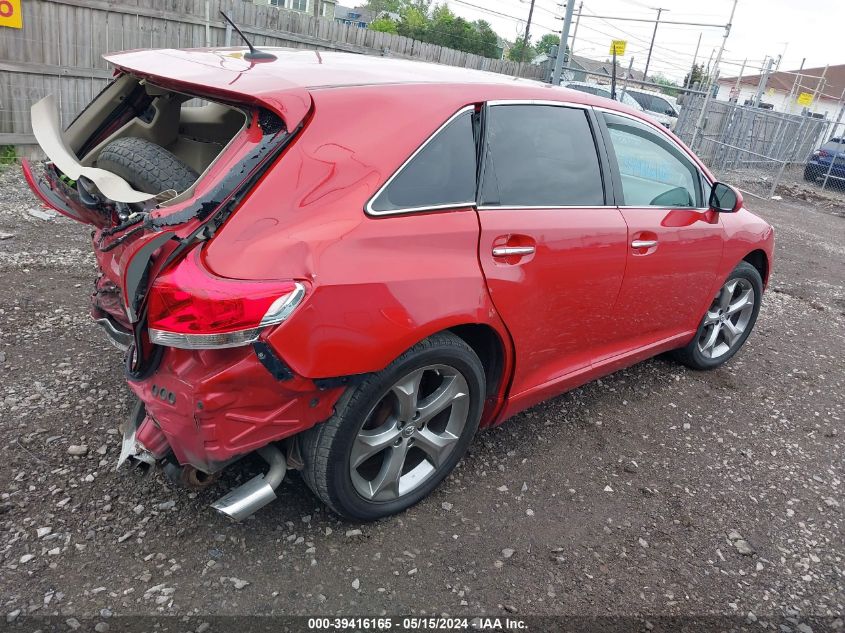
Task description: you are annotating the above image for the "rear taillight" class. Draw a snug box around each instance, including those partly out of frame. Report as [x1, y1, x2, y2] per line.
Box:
[147, 248, 305, 350]
[816, 149, 830, 158]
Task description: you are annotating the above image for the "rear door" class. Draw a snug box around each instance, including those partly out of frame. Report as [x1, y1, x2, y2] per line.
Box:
[475, 102, 628, 400]
[597, 111, 724, 358]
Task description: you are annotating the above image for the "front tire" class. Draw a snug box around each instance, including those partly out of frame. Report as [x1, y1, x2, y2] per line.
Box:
[673, 261, 763, 370]
[300, 332, 485, 521]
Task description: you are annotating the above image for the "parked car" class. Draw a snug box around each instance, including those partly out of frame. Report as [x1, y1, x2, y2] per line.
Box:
[624, 88, 681, 129]
[804, 137, 845, 189]
[563, 81, 645, 111]
[24, 48, 774, 522]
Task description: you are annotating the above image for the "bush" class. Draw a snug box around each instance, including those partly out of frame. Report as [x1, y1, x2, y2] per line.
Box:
[0, 145, 15, 166]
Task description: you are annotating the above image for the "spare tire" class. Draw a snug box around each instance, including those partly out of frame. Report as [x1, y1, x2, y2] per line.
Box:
[97, 137, 198, 195]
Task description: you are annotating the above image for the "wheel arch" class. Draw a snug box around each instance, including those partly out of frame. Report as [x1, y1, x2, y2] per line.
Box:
[447, 323, 513, 426]
[742, 249, 769, 286]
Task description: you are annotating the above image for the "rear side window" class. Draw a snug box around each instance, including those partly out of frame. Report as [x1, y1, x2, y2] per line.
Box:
[480, 104, 605, 207]
[368, 109, 477, 214]
[629, 91, 675, 115]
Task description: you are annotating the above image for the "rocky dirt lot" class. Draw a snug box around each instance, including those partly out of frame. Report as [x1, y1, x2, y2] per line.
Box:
[0, 166, 842, 630]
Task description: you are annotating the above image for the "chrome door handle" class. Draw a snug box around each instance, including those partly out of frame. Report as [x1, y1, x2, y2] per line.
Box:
[631, 239, 658, 249]
[492, 246, 535, 257]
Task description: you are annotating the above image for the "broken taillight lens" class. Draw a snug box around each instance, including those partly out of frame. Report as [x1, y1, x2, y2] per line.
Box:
[146, 247, 305, 350]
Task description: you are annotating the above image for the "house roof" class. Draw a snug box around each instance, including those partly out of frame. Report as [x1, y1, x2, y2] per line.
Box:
[526, 53, 647, 81]
[569, 54, 646, 81]
[719, 64, 845, 101]
[334, 4, 375, 22]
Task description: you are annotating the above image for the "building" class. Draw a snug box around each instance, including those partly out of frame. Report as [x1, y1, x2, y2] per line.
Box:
[252, 0, 337, 19]
[334, 5, 375, 28]
[566, 55, 646, 85]
[532, 52, 647, 85]
[717, 64, 845, 119]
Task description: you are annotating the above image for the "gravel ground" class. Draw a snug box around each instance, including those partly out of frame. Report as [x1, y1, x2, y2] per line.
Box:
[0, 166, 843, 630]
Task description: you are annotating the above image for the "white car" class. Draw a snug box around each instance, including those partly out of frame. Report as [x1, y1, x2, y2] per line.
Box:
[563, 81, 645, 112]
[623, 88, 680, 130]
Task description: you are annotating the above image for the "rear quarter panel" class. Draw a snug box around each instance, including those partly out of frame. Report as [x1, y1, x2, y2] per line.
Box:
[203, 84, 513, 380]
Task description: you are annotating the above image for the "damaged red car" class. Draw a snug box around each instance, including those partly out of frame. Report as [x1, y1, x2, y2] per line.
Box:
[24, 47, 774, 521]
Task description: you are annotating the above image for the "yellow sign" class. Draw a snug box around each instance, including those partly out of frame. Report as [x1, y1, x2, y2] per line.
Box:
[610, 40, 627, 56]
[797, 92, 814, 106]
[0, 0, 22, 29]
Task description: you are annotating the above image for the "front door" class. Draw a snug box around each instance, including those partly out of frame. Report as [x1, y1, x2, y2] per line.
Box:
[475, 102, 628, 401]
[598, 112, 724, 358]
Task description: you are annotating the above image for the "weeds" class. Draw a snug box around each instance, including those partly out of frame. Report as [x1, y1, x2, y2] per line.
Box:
[0, 145, 16, 169]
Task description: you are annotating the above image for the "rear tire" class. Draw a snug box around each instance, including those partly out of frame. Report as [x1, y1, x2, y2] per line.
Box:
[300, 332, 485, 521]
[97, 137, 198, 195]
[673, 261, 762, 370]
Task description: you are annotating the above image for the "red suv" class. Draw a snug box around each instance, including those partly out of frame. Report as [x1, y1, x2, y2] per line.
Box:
[25, 48, 774, 521]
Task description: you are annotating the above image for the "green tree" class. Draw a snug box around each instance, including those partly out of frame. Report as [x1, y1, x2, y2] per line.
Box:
[535, 33, 560, 56]
[652, 74, 680, 97]
[369, 16, 398, 33]
[471, 20, 499, 59]
[506, 37, 535, 63]
[683, 63, 707, 89]
[360, 0, 406, 13]
[376, 2, 501, 59]
[396, 6, 428, 40]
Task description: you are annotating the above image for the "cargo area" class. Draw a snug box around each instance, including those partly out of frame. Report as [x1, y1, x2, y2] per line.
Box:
[32, 73, 249, 205]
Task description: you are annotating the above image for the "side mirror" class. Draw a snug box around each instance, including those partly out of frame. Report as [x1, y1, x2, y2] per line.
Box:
[709, 182, 743, 213]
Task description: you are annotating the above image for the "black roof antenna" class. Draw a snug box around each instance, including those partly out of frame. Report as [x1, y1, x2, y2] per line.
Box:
[219, 11, 277, 62]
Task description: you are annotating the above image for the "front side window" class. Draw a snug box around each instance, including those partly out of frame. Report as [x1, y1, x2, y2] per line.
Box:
[480, 104, 605, 207]
[368, 109, 477, 214]
[603, 113, 701, 207]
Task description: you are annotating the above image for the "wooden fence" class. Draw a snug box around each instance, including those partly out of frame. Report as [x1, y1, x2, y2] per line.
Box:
[0, 0, 547, 149]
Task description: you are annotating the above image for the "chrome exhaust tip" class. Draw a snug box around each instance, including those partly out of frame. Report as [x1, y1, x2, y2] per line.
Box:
[210, 445, 286, 521]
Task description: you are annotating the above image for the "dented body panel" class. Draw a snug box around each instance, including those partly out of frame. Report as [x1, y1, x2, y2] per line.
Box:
[25, 47, 774, 500]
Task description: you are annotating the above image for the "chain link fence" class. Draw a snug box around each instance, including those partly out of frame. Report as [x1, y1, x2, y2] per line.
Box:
[674, 94, 835, 199]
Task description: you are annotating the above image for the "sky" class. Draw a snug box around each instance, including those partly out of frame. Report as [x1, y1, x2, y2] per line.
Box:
[444, 0, 845, 84]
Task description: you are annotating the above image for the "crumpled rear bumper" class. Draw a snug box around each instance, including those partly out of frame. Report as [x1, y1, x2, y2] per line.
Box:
[124, 343, 344, 473]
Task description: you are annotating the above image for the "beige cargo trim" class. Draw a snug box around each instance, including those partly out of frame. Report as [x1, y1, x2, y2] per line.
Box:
[31, 95, 156, 204]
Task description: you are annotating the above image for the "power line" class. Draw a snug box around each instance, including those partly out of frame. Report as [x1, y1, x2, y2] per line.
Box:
[450, 0, 561, 33]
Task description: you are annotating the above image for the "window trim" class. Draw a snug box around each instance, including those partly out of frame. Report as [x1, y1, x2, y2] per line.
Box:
[364, 105, 478, 217]
[594, 106, 713, 210]
[477, 100, 612, 210]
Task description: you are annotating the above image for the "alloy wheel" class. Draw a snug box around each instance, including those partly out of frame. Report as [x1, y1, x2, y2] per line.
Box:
[349, 364, 470, 502]
[697, 278, 756, 359]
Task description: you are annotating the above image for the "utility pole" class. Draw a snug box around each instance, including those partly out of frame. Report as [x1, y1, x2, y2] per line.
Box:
[683, 32, 702, 89]
[691, 0, 738, 149]
[518, 0, 537, 70]
[552, 0, 578, 85]
[611, 48, 617, 99]
[642, 7, 666, 82]
[753, 56, 775, 106]
[569, 2, 583, 61]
